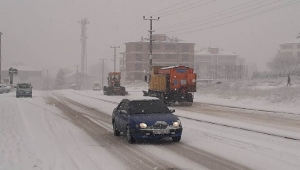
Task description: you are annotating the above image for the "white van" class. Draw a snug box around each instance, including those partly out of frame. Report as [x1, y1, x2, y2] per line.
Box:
[93, 81, 101, 91]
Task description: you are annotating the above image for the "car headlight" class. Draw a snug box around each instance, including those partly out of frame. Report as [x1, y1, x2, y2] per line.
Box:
[173, 120, 181, 127]
[139, 123, 147, 129]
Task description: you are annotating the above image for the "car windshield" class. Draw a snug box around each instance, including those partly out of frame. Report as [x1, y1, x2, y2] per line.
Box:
[18, 84, 31, 88]
[129, 100, 170, 114]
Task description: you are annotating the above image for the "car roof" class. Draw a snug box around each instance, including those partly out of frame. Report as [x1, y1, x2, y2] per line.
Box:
[18, 83, 31, 84]
[122, 97, 161, 103]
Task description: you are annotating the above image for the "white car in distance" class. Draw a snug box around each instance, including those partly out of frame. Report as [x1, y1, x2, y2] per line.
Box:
[0, 84, 11, 94]
[93, 81, 101, 91]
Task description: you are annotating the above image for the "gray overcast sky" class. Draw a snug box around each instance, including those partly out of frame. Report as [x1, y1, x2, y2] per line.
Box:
[1, 0, 300, 72]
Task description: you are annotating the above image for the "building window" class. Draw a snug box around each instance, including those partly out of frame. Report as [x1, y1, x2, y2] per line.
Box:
[165, 54, 177, 59]
[182, 45, 189, 52]
[152, 54, 162, 59]
[281, 52, 293, 57]
[199, 56, 211, 61]
[165, 44, 176, 50]
[135, 44, 143, 51]
[182, 55, 190, 61]
[135, 54, 143, 61]
[281, 44, 293, 49]
[135, 72, 144, 80]
[153, 44, 161, 50]
[135, 63, 142, 70]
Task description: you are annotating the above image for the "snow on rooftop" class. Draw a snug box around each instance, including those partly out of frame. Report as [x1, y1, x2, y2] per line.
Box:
[281, 33, 300, 44]
[281, 38, 300, 44]
[195, 48, 238, 56]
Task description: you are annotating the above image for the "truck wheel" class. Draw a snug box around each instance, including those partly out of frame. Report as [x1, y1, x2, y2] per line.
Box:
[172, 136, 181, 142]
[126, 126, 135, 144]
[113, 122, 120, 136]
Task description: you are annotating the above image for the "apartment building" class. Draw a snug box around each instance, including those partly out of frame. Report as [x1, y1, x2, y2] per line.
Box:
[124, 34, 195, 81]
[194, 47, 246, 80]
[278, 32, 300, 58]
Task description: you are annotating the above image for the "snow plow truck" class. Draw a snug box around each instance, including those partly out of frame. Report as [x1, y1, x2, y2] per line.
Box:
[103, 72, 128, 96]
[143, 66, 196, 106]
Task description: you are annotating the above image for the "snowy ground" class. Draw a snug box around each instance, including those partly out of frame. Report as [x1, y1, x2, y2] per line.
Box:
[1, 80, 300, 170]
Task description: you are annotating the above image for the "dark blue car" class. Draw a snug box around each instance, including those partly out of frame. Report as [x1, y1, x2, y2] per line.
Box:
[112, 98, 183, 143]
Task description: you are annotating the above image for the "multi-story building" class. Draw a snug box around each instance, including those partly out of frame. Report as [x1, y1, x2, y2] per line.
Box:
[194, 47, 246, 80]
[123, 34, 195, 81]
[278, 32, 300, 58]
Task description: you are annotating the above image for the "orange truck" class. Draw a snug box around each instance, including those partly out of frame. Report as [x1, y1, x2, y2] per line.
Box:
[103, 72, 128, 96]
[143, 66, 196, 106]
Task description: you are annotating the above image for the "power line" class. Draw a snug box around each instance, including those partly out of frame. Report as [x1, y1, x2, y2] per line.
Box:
[114, 21, 146, 45]
[162, 0, 288, 34]
[158, 0, 264, 30]
[173, 0, 300, 36]
[144, 0, 190, 17]
[152, 0, 207, 17]
[113, 1, 190, 45]
[159, 0, 216, 17]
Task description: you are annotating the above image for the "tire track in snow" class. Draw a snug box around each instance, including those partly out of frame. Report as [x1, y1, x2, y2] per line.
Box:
[47, 96, 181, 170]
[55, 94, 250, 170]
[193, 102, 300, 116]
[68, 91, 300, 141]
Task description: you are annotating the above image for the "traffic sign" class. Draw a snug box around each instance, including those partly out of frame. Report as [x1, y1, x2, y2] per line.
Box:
[9, 67, 18, 74]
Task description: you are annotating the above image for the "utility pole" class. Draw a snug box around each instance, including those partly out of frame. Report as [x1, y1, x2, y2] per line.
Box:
[110, 46, 120, 72]
[143, 16, 159, 81]
[0, 32, 3, 83]
[99, 59, 107, 88]
[75, 65, 79, 90]
[46, 69, 49, 90]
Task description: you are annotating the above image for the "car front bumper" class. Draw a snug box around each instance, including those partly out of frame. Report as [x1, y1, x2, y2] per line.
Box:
[131, 128, 183, 139]
[17, 92, 32, 96]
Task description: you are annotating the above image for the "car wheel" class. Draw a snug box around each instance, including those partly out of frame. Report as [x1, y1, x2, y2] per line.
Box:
[30, 95, 32, 98]
[113, 122, 120, 136]
[16, 95, 19, 98]
[172, 136, 181, 142]
[126, 126, 135, 144]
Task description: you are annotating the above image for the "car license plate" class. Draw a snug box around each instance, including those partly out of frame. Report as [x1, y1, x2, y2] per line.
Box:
[153, 129, 169, 134]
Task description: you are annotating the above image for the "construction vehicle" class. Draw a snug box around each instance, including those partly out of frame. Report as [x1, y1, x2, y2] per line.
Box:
[103, 72, 128, 96]
[143, 66, 197, 106]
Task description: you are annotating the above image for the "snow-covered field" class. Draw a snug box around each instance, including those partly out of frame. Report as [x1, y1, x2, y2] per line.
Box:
[1, 79, 300, 170]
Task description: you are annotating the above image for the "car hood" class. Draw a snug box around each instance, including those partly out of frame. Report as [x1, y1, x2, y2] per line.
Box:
[18, 88, 32, 92]
[129, 113, 179, 125]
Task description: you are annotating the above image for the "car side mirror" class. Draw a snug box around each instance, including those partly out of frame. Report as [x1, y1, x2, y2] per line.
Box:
[169, 109, 175, 113]
[120, 110, 127, 114]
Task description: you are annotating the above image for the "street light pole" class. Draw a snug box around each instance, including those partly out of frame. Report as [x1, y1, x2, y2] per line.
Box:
[99, 59, 107, 89]
[0, 32, 3, 82]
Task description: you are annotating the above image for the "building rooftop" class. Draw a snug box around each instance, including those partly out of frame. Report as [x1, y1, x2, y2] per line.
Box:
[125, 34, 195, 45]
[195, 48, 238, 56]
[281, 32, 300, 44]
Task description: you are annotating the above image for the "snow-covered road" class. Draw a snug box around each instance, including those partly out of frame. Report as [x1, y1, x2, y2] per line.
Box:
[1, 90, 300, 170]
